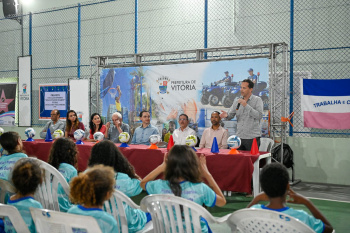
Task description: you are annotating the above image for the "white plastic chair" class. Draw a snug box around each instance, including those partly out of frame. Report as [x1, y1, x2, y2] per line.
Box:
[140, 194, 229, 233]
[0, 179, 16, 203]
[0, 203, 30, 233]
[227, 209, 315, 233]
[33, 159, 70, 211]
[103, 189, 153, 233]
[30, 208, 102, 233]
[259, 138, 274, 152]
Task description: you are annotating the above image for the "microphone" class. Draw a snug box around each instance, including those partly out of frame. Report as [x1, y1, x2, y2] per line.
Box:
[236, 96, 243, 110]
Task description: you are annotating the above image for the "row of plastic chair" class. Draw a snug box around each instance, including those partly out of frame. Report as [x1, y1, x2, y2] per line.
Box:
[0, 194, 316, 233]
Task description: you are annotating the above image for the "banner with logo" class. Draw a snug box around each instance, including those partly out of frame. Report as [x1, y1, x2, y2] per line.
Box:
[100, 58, 269, 137]
[301, 78, 350, 129]
[0, 83, 17, 126]
[39, 84, 68, 120]
[18, 56, 32, 126]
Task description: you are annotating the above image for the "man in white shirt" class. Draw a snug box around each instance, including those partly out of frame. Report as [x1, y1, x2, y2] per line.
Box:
[172, 114, 196, 145]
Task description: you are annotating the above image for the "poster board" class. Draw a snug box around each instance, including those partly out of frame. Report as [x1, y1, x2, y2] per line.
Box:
[39, 84, 68, 119]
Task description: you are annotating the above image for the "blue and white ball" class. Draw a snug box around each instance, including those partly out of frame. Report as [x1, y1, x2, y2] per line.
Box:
[74, 129, 85, 141]
[25, 128, 36, 138]
[185, 135, 197, 147]
[118, 132, 130, 143]
[53, 129, 64, 139]
[149, 134, 161, 144]
[93, 132, 104, 141]
[227, 135, 241, 149]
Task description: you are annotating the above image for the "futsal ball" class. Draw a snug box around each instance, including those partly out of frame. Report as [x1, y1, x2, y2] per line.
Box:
[149, 134, 161, 144]
[227, 135, 241, 149]
[118, 132, 130, 143]
[185, 135, 197, 147]
[0, 127, 4, 136]
[25, 128, 36, 138]
[74, 129, 85, 141]
[93, 132, 104, 141]
[53, 129, 64, 139]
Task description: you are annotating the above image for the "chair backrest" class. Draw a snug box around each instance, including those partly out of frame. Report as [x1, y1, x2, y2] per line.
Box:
[103, 189, 140, 233]
[259, 138, 274, 152]
[0, 179, 16, 203]
[227, 209, 315, 233]
[0, 203, 30, 233]
[33, 159, 70, 211]
[140, 194, 218, 233]
[30, 208, 102, 233]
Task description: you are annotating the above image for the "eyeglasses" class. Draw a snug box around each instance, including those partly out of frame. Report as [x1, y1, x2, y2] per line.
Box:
[179, 118, 188, 121]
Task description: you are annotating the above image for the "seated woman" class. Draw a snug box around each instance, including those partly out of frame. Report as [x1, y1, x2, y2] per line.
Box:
[65, 110, 85, 139]
[5, 158, 43, 233]
[86, 113, 106, 142]
[48, 137, 78, 212]
[68, 165, 118, 233]
[88, 140, 150, 232]
[140, 145, 226, 233]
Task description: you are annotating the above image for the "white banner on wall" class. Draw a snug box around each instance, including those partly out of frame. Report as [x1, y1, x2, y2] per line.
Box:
[69, 79, 89, 132]
[18, 56, 32, 126]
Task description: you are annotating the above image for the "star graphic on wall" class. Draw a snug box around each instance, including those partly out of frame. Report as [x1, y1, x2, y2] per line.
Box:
[0, 89, 14, 113]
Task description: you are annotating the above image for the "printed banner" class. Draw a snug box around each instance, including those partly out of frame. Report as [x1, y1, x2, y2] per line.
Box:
[0, 83, 17, 126]
[18, 56, 32, 126]
[100, 58, 269, 138]
[39, 84, 68, 119]
[301, 79, 350, 129]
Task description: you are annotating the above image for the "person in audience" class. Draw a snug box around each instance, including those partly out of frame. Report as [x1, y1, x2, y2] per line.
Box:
[164, 121, 175, 143]
[199, 111, 228, 149]
[248, 163, 333, 233]
[86, 113, 106, 142]
[65, 110, 85, 138]
[172, 114, 196, 145]
[131, 110, 159, 145]
[40, 109, 66, 139]
[0, 132, 28, 181]
[140, 145, 226, 233]
[5, 158, 43, 233]
[88, 140, 150, 232]
[105, 112, 130, 143]
[68, 165, 118, 233]
[48, 137, 78, 212]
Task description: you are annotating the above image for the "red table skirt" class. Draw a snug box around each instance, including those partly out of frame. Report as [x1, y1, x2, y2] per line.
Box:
[22, 139, 263, 193]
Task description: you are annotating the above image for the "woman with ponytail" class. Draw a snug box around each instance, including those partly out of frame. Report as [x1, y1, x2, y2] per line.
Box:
[68, 165, 118, 233]
[140, 145, 226, 233]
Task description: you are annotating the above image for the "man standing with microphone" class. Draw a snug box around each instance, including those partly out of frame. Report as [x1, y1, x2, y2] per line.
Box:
[220, 79, 263, 150]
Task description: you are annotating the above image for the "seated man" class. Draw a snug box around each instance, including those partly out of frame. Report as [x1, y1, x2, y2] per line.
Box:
[248, 163, 333, 233]
[104, 112, 130, 143]
[131, 111, 159, 145]
[199, 111, 228, 149]
[40, 109, 65, 138]
[172, 114, 196, 145]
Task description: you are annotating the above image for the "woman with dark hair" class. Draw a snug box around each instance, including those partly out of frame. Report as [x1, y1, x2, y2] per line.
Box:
[65, 110, 85, 138]
[88, 140, 150, 232]
[141, 145, 226, 233]
[0, 131, 28, 181]
[48, 137, 78, 212]
[86, 113, 106, 142]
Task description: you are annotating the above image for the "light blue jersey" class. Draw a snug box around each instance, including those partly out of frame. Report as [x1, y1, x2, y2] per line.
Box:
[116, 172, 142, 197]
[68, 205, 119, 233]
[58, 163, 77, 212]
[146, 180, 217, 233]
[115, 173, 147, 233]
[251, 204, 325, 233]
[0, 153, 28, 181]
[5, 196, 42, 233]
